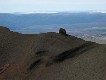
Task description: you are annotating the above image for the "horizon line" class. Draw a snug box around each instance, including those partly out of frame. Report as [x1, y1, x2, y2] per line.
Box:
[0, 10, 106, 14]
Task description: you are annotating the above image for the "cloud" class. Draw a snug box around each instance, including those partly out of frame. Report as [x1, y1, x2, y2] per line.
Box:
[0, 0, 106, 12]
[1, 0, 106, 4]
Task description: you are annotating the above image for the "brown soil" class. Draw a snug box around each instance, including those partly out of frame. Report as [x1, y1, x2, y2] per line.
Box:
[0, 26, 106, 80]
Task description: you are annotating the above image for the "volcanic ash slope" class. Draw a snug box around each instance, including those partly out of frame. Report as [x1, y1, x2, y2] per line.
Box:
[0, 26, 106, 80]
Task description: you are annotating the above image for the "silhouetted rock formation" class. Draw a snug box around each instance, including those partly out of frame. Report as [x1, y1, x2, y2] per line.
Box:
[59, 28, 67, 36]
[0, 26, 106, 80]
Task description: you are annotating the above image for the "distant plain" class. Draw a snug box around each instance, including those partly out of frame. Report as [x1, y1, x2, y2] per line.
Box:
[0, 12, 106, 43]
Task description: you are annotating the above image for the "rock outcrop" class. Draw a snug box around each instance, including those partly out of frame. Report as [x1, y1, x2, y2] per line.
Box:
[59, 28, 67, 36]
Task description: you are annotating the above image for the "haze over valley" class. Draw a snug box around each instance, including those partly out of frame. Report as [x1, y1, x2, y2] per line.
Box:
[0, 12, 106, 43]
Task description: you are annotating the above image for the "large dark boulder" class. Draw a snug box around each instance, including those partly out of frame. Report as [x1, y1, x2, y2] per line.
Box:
[59, 28, 66, 36]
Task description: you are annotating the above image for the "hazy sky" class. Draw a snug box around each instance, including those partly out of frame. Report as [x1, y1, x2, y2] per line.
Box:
[0, 0, 106, 13]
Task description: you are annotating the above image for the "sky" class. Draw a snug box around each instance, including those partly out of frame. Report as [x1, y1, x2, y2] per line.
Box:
[0, 0, 106, 13]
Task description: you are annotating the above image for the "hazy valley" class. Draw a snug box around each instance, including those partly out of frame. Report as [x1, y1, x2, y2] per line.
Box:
[0, 12, 106, 43]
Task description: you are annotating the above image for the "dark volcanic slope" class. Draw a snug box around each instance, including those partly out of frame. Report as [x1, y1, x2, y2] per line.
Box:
[0, 26, 106, 80]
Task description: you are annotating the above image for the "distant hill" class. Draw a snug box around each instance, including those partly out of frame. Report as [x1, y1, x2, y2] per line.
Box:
[0, 12, 106, 44]
[0, 12, 106, 30]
